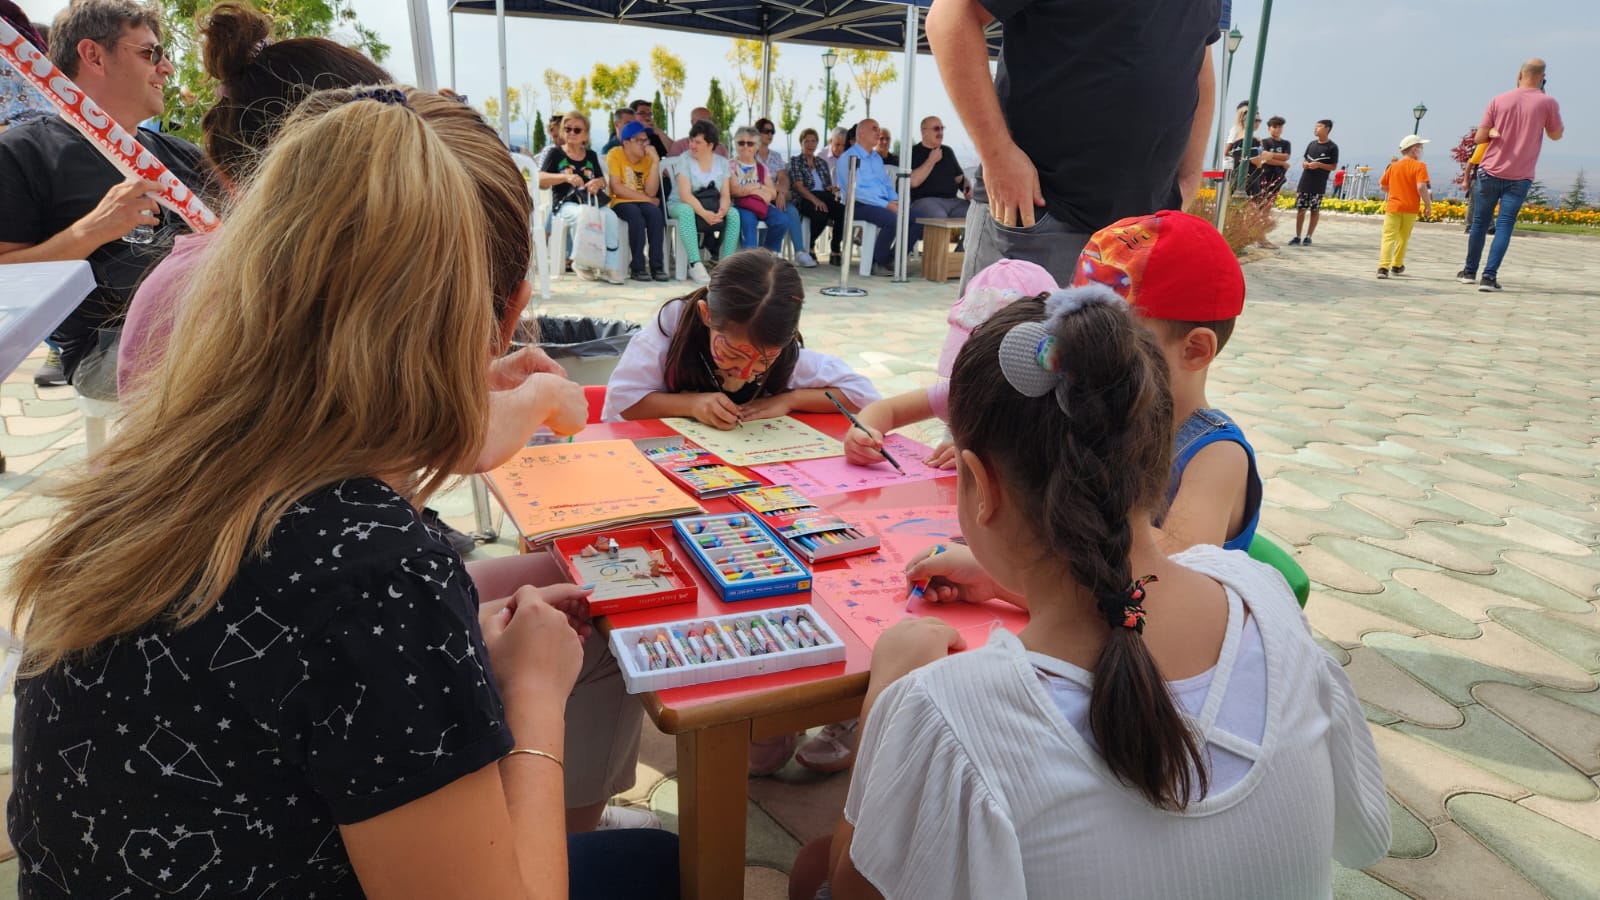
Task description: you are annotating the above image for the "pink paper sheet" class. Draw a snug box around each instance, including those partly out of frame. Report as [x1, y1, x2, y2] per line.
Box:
[809, 504, 1028, 650]
[750, 434, 954, 498]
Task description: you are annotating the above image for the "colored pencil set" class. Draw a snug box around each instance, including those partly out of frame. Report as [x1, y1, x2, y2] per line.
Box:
[729, 485, 881, 563]
[672, 513, 812, 600]
[640, 440, 761, 498]
[609, 605, 847, 693]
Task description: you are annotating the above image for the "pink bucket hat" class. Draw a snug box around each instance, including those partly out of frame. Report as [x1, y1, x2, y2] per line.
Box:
[937, 259, 1059, 376]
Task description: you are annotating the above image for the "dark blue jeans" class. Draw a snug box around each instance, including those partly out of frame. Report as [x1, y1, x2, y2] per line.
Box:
[569, 828, 679, 899]
[613, 200, 666, 274]
[1463, 174, 1530, 279]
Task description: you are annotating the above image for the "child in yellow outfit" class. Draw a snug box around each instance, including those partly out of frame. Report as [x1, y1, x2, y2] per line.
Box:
[1378, 135, 1433, 278]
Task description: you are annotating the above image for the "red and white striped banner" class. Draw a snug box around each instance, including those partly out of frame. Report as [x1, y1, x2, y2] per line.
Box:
[0, 18, 218, 233]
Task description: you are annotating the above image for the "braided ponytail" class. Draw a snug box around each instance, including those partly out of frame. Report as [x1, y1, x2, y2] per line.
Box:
[949, 291, 1209, 810]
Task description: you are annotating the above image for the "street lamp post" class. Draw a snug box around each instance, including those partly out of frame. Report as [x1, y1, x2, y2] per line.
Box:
[1412, 102, 1428, 136]
[822, 48, 839, 134]
[1211, 27, 1245, 170]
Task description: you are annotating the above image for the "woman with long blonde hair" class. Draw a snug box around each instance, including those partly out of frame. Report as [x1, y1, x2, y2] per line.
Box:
[7, 86, 678, 899]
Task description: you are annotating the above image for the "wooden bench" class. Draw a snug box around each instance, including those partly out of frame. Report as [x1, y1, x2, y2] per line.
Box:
[916, 216, 966, 282]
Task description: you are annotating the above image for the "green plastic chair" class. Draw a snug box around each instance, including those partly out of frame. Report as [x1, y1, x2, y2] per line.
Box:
[1247, 535, 1310, 608]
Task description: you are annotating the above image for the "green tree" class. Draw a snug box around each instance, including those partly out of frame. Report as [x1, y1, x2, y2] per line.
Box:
[570, 76, 591, 121]
[544, 68, 574, 114]
[649, 45, 686, 133]
[652, 88, 664, 131]
[706, 78, 735, 143]
[775, 77, 808, 154]
[818, 79, 852, 132]
[727, 39, 776, 123]
[589, 60, 641, 116]
[841, 49, 895, 119]
[481, 95, 500, 127]
[532, 111, 547, 153]
[156, 0, 389, 143]
[1527, 180, 1551, 207]
[1563, 170, 1590, 210]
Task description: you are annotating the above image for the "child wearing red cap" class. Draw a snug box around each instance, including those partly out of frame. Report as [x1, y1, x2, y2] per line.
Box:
[1070, 209, 1262, 552]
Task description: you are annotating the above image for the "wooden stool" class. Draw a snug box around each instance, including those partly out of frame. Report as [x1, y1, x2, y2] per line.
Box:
[916, 217, 966, 282]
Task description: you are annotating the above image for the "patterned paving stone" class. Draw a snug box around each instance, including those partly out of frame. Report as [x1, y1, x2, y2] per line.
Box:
[1322, 582, 1480, 641]
[1298, 543, 1386, 594]
[1358, 532, 1497, 576]
[1472, 683, 1600, 777]
[1340, 647, 1460, 728]
[1447, 793, 1600, 900]
[1259, 503, 1405, 546]
[1367, 822, 1542, 900]
[1517, 795, 1600, 843]
[1391, 569, 1542, 622]
[1460, 517, 1595, 558]
[1395, 705, 1598, 803]
[1489, 608, 1600, 674]
[1364, 632, 1532, 707]
[1385, 796, 1437, 860]
[1420, 624, 1596, 693]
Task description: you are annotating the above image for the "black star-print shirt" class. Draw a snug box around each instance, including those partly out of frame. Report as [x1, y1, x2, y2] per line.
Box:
[7, 478, 512, 898]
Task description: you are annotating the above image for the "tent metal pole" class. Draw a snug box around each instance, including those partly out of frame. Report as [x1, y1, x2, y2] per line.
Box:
[892, 3, 916, 282]
[821, 157, 868, 298]
[448, 9, 457, 90]
[408, 0, 437, 90]
[495, 0, 510, 145]
[759, 32, 774, 118]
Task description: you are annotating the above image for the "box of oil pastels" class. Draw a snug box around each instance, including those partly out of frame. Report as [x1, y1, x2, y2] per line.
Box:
[608, 605, 846, 693]
[671, 512, 812, 601]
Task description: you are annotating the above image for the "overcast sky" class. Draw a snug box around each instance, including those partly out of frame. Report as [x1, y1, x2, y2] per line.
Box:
[19, 0, 1594, 195]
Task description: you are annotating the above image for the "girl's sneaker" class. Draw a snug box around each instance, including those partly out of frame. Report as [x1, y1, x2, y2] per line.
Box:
[749, 732, 801, 776]
[794, 719, 860, 774]
[794, 251, 818, 268]
[689, 262, 711, 284]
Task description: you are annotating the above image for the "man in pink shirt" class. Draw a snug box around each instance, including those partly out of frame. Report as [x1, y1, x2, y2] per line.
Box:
[1457, 58, 1563, 292]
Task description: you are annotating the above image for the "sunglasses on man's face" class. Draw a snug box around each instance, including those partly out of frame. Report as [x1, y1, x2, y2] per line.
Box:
[736, 140, 757, 147]
[120, 41, 166, 65]
[927, 126, 944, 132]
[758, 128, 774, 135]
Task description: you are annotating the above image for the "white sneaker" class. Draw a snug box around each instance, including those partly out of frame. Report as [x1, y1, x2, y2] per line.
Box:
[596, 804, 663, 830]
[794, 251, 818, 268]
[574, 264, 600, 282]
[602, 269, 626, 285]
[689, 262, 710, 284]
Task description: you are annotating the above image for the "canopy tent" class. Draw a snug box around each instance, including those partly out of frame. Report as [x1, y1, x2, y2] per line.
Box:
[409, 0, 1001, 283]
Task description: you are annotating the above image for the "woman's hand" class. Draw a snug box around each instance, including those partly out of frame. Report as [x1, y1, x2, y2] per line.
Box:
[738, 393, 792, 422]
[526, 372, 588, 436]
[842, 422, 887, 466]
[478, 587, 585, 708]
[489, 346, 566, 392]
[924, 440, 957, 470]
[567, 172, 584, 188]
[585, 177, 605, 194]
[691, 391, 742, 429]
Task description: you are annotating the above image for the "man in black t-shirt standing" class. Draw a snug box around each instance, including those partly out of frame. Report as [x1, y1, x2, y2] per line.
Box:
[909, 115, 972, 221]
[1259, 116, 1292, 200]
[927, 0, 1219, 289]
[0, 0, 206, 398]
[1290, 119, 1339, 246]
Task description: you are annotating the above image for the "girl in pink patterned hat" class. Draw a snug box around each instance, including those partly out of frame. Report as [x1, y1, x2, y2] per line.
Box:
[843, 258, 1058, 469]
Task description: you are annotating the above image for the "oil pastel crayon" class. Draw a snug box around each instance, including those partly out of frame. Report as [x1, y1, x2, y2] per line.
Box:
[778, 615, 807, 647]
[636, 637, 660, 670]
[749, 619, 782, 653]
[703, 627, 733, 660]
[653, 632, 682, 667]
[671, 629, 701, 664]
[795, 614, 824, 645]
[735, 621, 765, 654]
[686, 629, 710, 663]
[722, 624, 751, 656]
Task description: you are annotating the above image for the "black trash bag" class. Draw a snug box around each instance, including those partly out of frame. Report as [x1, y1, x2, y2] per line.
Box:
[514, 316, 640, 359]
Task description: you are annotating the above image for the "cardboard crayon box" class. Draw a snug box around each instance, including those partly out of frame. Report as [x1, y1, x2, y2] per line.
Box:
[608, 604, 846, 693]
[671, 512, 812, 601]
[637, 437, 762, 499]
[729, 485, 881, 563]
[551, 527, 698, 616]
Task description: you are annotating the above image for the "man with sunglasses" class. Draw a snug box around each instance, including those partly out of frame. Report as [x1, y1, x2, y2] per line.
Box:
[909, 115, 972, 221]
[628, 98, 669, 156]
[0, 0, 206, 399]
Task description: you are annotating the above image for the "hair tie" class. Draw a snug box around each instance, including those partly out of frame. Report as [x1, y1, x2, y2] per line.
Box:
[1103, 574, 1158, 633]
[350, 88, 409, 108]
[996, 284, 1125, 414]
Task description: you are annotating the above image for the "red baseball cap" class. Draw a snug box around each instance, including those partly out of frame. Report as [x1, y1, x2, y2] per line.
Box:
[1069, 210, 1245, 320]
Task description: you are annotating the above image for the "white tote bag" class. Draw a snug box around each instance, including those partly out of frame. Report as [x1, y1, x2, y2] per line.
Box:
[572, 194, 608, 270]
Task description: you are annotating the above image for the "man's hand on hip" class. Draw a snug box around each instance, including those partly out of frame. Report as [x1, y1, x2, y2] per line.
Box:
[983, 142, 1045, 227]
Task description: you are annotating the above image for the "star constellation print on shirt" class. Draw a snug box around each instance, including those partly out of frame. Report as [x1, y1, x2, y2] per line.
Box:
[7, 477, 513, 899]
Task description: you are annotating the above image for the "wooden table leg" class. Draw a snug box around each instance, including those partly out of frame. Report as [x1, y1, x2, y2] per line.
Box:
[923, 225, 951, 283]
[677, 720, 752, 900]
